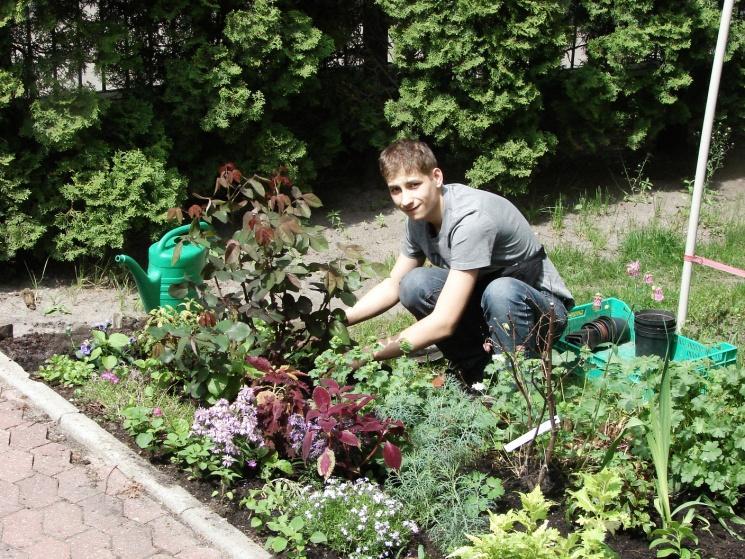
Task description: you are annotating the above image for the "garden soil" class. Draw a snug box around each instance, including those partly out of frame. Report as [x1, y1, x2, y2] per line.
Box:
[1, 148, 744, 557]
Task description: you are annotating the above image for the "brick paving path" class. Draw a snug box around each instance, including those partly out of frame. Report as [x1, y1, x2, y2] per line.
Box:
[0, 381, 227, 559]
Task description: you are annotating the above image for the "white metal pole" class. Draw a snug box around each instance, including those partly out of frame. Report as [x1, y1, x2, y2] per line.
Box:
[676, 0, 735, 333]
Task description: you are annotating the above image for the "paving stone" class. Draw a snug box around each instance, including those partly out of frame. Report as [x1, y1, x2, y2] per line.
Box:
[98, 465, 138, 497]
[0, 542, 29, 558]
[80, 493, 124, 532]
[24, 536, 70, 559]
[9, 423, 49, 450]
[17, 472, 59, 509]
[2, 508, 44, 548]
[0, 448, 34, 483]
[42, 501, 86, 539]
[122, 494, 164, 524]
[148, 514, 199, 554]
[56, 467, 104, 503]
[0, 409, 24, 429]
[0, 429, 9, 447]
[67, 528, 114, 559]
[108, 520, 156, 559]
[176, 547, 224, 559]
[0, 478, 21, 519]
[31, 443, 72, 476]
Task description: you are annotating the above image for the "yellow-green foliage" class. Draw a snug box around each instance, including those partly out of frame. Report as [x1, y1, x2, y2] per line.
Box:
[448, 486, 614, 559]
[53, 149, 184, 260]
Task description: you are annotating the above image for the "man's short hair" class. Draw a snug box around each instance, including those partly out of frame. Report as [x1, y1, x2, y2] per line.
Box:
[379, 139, 438, 182]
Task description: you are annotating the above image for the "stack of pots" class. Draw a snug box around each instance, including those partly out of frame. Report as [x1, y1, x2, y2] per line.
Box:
[634, 309, 677, 359]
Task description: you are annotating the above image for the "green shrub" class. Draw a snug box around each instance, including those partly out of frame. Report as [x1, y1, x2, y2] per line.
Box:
[379, 0, 567, 192]
[37, 355, 94, 387]
[379, 378, 501, 552]
[52, 149, 185, 260]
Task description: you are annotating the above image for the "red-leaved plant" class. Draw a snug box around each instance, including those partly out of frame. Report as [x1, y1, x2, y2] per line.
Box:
[302, 379, 404, 479]
[250, 365, 310, 456]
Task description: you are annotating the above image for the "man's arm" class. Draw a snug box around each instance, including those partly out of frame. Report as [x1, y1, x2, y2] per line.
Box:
[345, 253, 423, 326]
[372, 268, 479, 360]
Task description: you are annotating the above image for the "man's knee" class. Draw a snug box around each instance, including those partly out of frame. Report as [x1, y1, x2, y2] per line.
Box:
[480, 277, 526, 314]
[399, 267, 440, 314]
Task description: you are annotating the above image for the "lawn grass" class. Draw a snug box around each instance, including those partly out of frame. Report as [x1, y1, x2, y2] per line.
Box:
[76, 373, 197, 426]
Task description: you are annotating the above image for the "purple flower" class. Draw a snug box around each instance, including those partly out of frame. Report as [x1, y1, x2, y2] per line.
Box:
[92, 320, 112, 332]
[287, 413, 327, 460]
[652, 286, 665, 302]
[191, 386, 264, 466]
[100, 371, 119, 384]
[626, 260, 641, 277]
[79, 340, 92, 356]
[152, 407, 163, 417]
[644, 272, 654, 285]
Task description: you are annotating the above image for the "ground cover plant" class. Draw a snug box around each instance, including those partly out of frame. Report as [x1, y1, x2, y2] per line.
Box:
[23, 158, 745, 559]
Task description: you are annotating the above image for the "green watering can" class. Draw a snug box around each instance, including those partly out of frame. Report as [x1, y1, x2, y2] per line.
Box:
[115, 223, 210, 312]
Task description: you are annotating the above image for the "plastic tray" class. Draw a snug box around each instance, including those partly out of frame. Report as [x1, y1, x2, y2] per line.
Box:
[556, 297, 738, 377]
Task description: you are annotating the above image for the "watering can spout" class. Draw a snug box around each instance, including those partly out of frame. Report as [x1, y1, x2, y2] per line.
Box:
[115, 254, 160, 312]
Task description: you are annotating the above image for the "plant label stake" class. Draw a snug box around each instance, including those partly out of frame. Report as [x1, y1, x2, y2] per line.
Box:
[503, 415, 560, 453]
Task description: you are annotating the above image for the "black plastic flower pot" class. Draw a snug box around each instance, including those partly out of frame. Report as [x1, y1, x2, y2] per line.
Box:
[634, 309, 677, 359]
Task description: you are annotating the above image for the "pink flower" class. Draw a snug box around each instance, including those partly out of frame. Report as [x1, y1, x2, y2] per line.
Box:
[652, 286, 665, 302]
[100, 371, 119, 384]
[626, 260, 641, 277]
[644, 272, 654, 285]
[592, 293, 603, 311]
[152, 407, 163, 417]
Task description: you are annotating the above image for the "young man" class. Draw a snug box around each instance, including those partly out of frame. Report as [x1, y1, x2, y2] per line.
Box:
[344, 139, 574, 382]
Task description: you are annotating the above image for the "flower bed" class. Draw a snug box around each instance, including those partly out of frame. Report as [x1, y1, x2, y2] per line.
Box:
[6, 164, 745, 559]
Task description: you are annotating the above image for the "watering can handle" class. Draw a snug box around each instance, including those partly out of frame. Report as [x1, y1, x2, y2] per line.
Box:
[157, 221, 211, 251]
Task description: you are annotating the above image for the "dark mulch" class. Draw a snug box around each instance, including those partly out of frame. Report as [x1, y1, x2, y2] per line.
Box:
[2, 331, 744, 559]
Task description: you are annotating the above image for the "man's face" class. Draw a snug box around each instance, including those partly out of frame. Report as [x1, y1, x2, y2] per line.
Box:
[386, 167, 444, 224]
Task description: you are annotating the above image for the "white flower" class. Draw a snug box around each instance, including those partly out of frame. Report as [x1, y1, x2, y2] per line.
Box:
[471, 382, 487, 392]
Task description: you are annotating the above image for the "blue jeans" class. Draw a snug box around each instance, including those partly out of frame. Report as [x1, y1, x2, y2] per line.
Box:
[398, 267, 569, 382]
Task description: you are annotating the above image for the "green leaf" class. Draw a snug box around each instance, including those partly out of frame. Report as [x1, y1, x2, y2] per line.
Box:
[250, 517, 263, 528]
[267, 536, 287, 553]
[308, 234, 328, 252]
[289, 515, 304, 532]
[171, 239, 183, 265]
[101, 355, 118, 370]
[225, 321, 251, 341]
[309, 531, 327, 544]
[207, 375, 229, 397]
[135, 432, 154, 449]
[107, 332, 130, 348]
[302, 193, 323, 208]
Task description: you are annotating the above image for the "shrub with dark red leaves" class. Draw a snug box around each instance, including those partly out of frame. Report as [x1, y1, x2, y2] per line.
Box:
[250, 368, 311, 456]
[302, 379, 404, 479]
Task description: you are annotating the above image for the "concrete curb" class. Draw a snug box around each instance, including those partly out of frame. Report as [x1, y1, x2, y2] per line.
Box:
[0, 350, 272, 559]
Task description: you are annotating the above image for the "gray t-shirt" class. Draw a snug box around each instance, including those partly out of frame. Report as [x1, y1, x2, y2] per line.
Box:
[401, 183, 574, 304]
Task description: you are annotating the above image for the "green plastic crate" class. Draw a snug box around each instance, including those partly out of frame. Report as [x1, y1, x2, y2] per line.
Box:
[556, 297, 738, 377]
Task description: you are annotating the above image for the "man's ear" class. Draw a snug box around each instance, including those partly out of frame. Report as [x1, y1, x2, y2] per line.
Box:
[431, 167, 444, 187]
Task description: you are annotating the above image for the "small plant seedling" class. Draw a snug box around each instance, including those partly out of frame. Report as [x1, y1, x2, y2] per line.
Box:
[375, 213, 387, 227]
[44, 303, 72, 315]
[327, 209, 344, 231]
[622, 154, 653, 202]
[550, 194, 565, 231]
